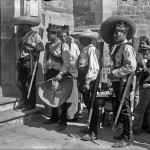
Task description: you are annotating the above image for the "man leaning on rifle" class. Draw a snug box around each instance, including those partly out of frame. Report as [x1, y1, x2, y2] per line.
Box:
[100, 16, 137, 148]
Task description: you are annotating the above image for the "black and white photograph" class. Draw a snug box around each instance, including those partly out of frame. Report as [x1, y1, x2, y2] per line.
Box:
[0, 0, 150, 149]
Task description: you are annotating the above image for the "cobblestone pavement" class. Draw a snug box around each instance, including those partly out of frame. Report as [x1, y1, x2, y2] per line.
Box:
[0, 109, 150, 150]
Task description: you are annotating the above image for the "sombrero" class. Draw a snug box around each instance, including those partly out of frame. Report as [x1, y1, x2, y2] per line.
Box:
[100, 15, 136, 44]
[71, 29, 99, 40]
[38, 76, 73, 107]
[10, 16, 41, 27]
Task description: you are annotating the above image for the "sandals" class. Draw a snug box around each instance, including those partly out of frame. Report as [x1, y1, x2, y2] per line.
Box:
[81, 132, 97, 141]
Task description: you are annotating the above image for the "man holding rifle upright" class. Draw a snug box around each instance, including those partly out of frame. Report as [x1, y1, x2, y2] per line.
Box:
[11, 16, 44, 111]
[71, 29, 100, 141]
[100, 16, 137, 148]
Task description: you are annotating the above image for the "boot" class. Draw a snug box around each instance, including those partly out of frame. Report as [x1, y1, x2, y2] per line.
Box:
[145, 128, 150, 134]
[113, 133, 124, 140]
[123, 114, 134, 142]
[112, 139, 133, 148]
[81, 131, 97, 141]
[15, 98, 28, 110]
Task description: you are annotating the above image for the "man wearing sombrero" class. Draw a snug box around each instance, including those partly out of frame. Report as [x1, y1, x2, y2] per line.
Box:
[100, 16, 137, 148]
[71, 29, 100, 141]
[11, 16, 44, 111]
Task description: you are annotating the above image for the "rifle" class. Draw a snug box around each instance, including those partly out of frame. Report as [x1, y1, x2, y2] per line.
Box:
[87, 41, 104, 128]
[27, 51, 40, 99]
[27, 28, 44, 99]
[130, 75, 137, 113]
[112, 72, 134, 131]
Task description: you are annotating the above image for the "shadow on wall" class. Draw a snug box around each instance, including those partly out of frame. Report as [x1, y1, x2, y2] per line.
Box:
[1, 33, 22, 97]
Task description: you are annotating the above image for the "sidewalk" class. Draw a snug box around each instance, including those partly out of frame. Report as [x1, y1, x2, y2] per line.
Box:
[0, 109, 150, 150]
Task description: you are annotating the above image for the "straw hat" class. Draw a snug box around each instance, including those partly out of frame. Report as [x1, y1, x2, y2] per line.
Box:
[71, 29, 99, 40]
[100, 15, 136, 44]
[10, 16, 41, 27]
[38, 77, 73, 107]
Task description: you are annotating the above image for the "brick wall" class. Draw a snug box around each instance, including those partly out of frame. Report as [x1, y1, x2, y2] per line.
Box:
[117, 0, 150, 24]
[116, 0, 150, 38]
[41, 0, 74, 29]
[73, 0, 103, 30]
[42, 0, 73, 14]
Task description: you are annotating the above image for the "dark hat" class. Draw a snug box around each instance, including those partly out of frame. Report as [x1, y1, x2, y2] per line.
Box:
[100, 15, 136, 44]
[46, 23, 62, 33]
[10, 16, 41, 27]
[38, 76, 73, 107]
[61, 25, 69, 31]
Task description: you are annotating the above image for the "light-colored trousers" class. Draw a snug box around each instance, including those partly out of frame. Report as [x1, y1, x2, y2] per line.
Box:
[66, 79, 79, 119]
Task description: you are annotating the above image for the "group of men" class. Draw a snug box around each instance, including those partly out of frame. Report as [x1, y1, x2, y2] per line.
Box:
[10, 14, 150, 148]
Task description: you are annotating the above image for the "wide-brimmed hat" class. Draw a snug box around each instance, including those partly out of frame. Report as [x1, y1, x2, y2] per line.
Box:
[38, 76, 73, 107]
[10, 16, 41, 27]
[71, 29, 99, 40]
[100, 15, 136, 44]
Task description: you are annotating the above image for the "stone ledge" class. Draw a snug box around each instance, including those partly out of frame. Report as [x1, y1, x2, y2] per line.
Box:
[0, 105, 44, 124]
[0, 97, 17, 106]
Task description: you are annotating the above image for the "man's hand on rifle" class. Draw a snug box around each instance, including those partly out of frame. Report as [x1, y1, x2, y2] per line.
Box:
[24, 37, 36, 50]
[54, 73, 62, 81]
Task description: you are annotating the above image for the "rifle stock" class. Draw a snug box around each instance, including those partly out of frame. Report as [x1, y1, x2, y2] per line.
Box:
[112, 72, 134, 131]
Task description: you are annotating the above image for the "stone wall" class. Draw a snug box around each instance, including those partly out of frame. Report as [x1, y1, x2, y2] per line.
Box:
[1, 0, 19, 96]
[41, 0, 74, 30]
[73, 0, 103, 31]
[116, 0, 150, 38]
[42, 0, 73, 14]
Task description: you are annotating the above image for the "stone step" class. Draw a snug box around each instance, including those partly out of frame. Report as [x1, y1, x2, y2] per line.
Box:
[0, 97, 17, 105]
[0, 97, 17, 112]
[0, 103, 45, 130]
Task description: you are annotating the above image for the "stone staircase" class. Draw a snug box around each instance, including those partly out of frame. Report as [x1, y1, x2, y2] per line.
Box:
[0, 97, 45, 130]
